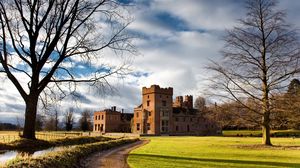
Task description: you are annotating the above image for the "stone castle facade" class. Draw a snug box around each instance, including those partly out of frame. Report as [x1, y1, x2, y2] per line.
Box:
[133, 85, 219, 135]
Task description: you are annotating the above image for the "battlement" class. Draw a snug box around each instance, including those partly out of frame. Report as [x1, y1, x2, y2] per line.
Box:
[184, 95, 193, 109]
[142, 85, 173, 95]
[173, 96, 183, 107]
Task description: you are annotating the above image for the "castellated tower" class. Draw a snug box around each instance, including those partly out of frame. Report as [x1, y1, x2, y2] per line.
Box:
[184, 95, 193, 109]
[173, 96, 183, 107]
[134, 85, 173, 135]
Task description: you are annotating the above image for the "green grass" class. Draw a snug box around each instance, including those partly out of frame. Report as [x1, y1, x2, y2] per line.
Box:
[128, 137, 300, 168]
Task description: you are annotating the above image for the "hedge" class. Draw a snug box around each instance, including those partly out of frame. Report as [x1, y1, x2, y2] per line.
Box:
[5, 138, 139, 168]
[0, 136, 112, 151]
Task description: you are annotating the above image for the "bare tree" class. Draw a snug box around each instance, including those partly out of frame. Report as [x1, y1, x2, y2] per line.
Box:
[44, 116, 56, 131]
[79, 109, 92, 131]
[194, 96, 206, 112]
[64, 108, 74, 131]
[0, 0, 135, 139]
[35, 113, 45, 131]
[54, 108, 59, 131]
[208, 0, 300, 145]
[272, 79, 300, 129]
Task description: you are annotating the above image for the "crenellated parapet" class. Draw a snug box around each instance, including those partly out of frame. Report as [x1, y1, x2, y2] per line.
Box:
[173, 96, 183, 107]
[142, 85, 173, 95]
[184, 95, 193, 109]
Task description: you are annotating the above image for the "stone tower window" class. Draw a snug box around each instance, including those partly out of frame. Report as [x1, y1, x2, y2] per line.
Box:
[148, 111, 151, 116]
[147, 100, 150, 106]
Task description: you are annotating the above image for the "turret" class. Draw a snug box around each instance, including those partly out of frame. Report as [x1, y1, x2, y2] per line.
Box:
[183, 95, 193, 109]
[173, 96, 183, 107]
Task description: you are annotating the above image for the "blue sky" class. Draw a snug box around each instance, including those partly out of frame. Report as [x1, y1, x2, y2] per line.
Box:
[1, 0, 300, 124]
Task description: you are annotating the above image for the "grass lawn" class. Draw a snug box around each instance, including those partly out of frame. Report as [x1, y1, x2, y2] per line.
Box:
[128, 137, 300, 168]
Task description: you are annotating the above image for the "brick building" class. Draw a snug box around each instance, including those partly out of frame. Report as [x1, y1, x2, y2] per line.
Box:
[93, 106, 133, 133]
[133, 85, 219, 135]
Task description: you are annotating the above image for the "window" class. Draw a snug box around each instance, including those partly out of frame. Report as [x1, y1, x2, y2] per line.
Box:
[187, 125, 190, 132]
[94, 124, 97, 131]
[136, 112, 139, 118]
[100, 124, 104, 131]
[176, 125, 179, 131]
[147, 123, 151, 130]
[148, 111, 151, 116]
[161, 120, 169, 132]
[162, 100, 167, 106]
[175, 117, 179, 122]
[162, 111, 168, 117]
[137, 123, 140, 131]
[190, 118, 192, 122]
[183, 117, 185, 122]
[101, 115, 104, 120]
[147, 100, 150, 106]
[98, 124, 100, 131]
[147, 95, 149, 99]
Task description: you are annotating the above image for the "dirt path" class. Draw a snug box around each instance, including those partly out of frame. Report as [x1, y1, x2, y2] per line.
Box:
[82, 140, 149, 168]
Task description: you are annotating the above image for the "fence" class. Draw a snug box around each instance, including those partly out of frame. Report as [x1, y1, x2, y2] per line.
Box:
[36, 132, 83, 140]
[0, 132, 84, 143]
[0, 134, 21, 143]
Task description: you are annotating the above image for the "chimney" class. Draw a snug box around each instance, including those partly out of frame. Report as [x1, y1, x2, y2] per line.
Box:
[121, 109, 124, 113]
[111, 106, 116, 111]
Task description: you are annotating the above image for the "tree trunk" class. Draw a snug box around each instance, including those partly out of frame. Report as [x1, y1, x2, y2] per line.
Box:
[22, 97, 38, 139]
[262, 112, 272, 145]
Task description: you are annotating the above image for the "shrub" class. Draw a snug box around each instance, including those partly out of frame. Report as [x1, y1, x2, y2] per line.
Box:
[0, 136, 112, 151]
[5, 138, 139, 168]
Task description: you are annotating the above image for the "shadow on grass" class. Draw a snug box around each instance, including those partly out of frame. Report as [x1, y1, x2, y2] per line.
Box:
[130, 153, 300, 167]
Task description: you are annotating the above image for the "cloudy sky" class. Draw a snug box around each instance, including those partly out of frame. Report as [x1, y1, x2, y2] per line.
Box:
[1, 0, 300, 124]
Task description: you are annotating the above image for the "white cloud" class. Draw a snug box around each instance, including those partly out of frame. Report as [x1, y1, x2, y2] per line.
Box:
[1, 0, 299, 124]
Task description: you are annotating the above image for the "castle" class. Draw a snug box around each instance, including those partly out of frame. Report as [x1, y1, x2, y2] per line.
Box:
[132, 85, 219, 135]
[93, 106, 133, 133]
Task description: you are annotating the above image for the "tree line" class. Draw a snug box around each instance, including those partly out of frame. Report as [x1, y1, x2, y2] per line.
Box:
[35, 108, 93, 132]
[195, 78, 300, 131]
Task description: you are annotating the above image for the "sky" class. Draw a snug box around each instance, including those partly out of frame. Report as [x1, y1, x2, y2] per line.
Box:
[1, 0, 300, 124]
